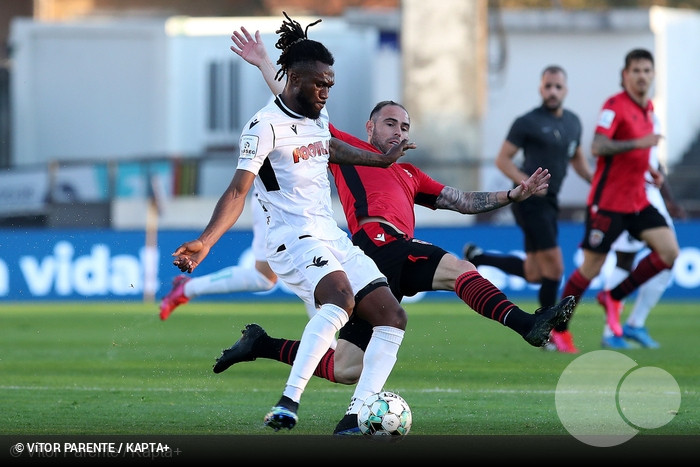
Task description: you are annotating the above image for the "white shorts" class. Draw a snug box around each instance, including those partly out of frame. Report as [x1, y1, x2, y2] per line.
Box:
[266, 233, 386, 307]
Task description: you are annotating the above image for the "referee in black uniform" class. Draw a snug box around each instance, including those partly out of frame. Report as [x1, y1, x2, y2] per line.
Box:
[464, 65, 592, 353]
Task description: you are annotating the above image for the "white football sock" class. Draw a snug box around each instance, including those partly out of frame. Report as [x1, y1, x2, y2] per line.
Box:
[602, 324, 616, 339]
[184, 265, 274, 298]
[347, 325, 404, 414]
[626, 269, 672, 328]
[304, 301, 337, 349]
[282, 303, 348, 403]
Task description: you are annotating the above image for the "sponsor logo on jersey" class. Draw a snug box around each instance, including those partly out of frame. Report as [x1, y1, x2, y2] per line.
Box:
[291, 124, 297, 134]
[249, 118, 259, 129]
[239, 135, 259, 159]
[306, 256, 329, 268]
[374, 233, 385, 242]
[292, 140, 330, 163]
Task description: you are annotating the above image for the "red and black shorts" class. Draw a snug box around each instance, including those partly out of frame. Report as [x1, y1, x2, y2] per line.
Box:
[581, 204, 668, 254]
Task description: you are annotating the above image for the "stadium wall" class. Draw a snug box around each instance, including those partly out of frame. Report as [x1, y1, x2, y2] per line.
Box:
[1, 222, 698, 302]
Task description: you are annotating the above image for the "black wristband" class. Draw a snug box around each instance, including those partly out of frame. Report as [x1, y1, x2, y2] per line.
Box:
[507, 190, 514, 202]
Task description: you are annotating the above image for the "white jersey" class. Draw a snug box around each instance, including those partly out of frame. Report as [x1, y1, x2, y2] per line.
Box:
[236, 97, 386, 305]
[237, 96, 345, 248]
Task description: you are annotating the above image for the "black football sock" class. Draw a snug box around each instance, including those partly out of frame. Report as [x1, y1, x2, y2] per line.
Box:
[471, 252, 525, 278]
[538, 277, 560, 309]
[258, 337, 336, 383]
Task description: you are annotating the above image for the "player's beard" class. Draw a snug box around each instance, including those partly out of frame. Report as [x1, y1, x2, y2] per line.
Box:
[544, 97, 561, 112]
[370, 136, 400, 155]
[296, 94, 322, 120]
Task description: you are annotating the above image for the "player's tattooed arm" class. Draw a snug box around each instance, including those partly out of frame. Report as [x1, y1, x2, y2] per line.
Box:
[435, 187, 508, 214]
[592, 132, 662, 156]
[330, 137, 416, 167]
[436, 166, 549, 214]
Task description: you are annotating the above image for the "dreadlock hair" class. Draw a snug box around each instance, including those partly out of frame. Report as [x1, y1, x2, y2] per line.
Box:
[274, 11, 335, 82]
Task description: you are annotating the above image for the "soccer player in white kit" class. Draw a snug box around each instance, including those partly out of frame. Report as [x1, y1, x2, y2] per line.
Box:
[171, 13, 415, 433]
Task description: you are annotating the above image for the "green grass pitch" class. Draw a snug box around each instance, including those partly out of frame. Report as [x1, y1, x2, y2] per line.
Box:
[1, 299, 698, 460]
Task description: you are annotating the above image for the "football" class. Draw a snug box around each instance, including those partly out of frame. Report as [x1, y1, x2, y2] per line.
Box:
[357, 391, 412, 436]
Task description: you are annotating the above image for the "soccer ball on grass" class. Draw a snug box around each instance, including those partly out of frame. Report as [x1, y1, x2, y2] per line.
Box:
[357, 391, 412, 436]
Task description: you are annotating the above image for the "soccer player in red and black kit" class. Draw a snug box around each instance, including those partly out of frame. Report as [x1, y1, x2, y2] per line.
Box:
[555, 48, 680, 348]
[211, 26, 576, 435]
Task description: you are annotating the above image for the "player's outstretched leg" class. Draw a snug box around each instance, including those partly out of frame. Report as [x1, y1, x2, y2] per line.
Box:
[524, 295, 576, 347]
[213, 323, 267, 374]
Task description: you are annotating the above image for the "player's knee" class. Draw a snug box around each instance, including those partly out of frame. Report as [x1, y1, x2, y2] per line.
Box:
[373, 303, 407, 329]
[660, 248, 679, 267]
[389, 306, 408, 330]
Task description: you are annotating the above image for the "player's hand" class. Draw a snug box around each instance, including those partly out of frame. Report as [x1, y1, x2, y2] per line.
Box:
[171, 240, 210, 273]
[511, 167, 550, 201]
[385, 138, 417, 163]
[637, 133, 663, 149]
[231, 27, 268, 67]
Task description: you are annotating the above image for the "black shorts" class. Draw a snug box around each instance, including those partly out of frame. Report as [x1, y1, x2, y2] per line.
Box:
[351, 222, 447, 302]
[581, 204, 668, 254]
[338, 222, 449, 351]
[511, 195, 559, 252]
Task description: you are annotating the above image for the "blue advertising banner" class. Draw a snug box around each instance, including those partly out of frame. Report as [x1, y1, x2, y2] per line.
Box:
[1, 222, 698, 302]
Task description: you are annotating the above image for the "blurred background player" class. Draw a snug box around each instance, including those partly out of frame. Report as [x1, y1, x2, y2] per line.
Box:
[556, 48, 679, 351]
[600, 114, 686, 349]
[463, 65, 592, 353]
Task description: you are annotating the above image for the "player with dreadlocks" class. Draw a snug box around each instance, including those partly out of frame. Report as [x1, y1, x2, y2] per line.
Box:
[171, 12, 415, 433]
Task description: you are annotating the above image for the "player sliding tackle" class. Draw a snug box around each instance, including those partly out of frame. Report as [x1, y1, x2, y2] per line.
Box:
[209, 23, 576, 435]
